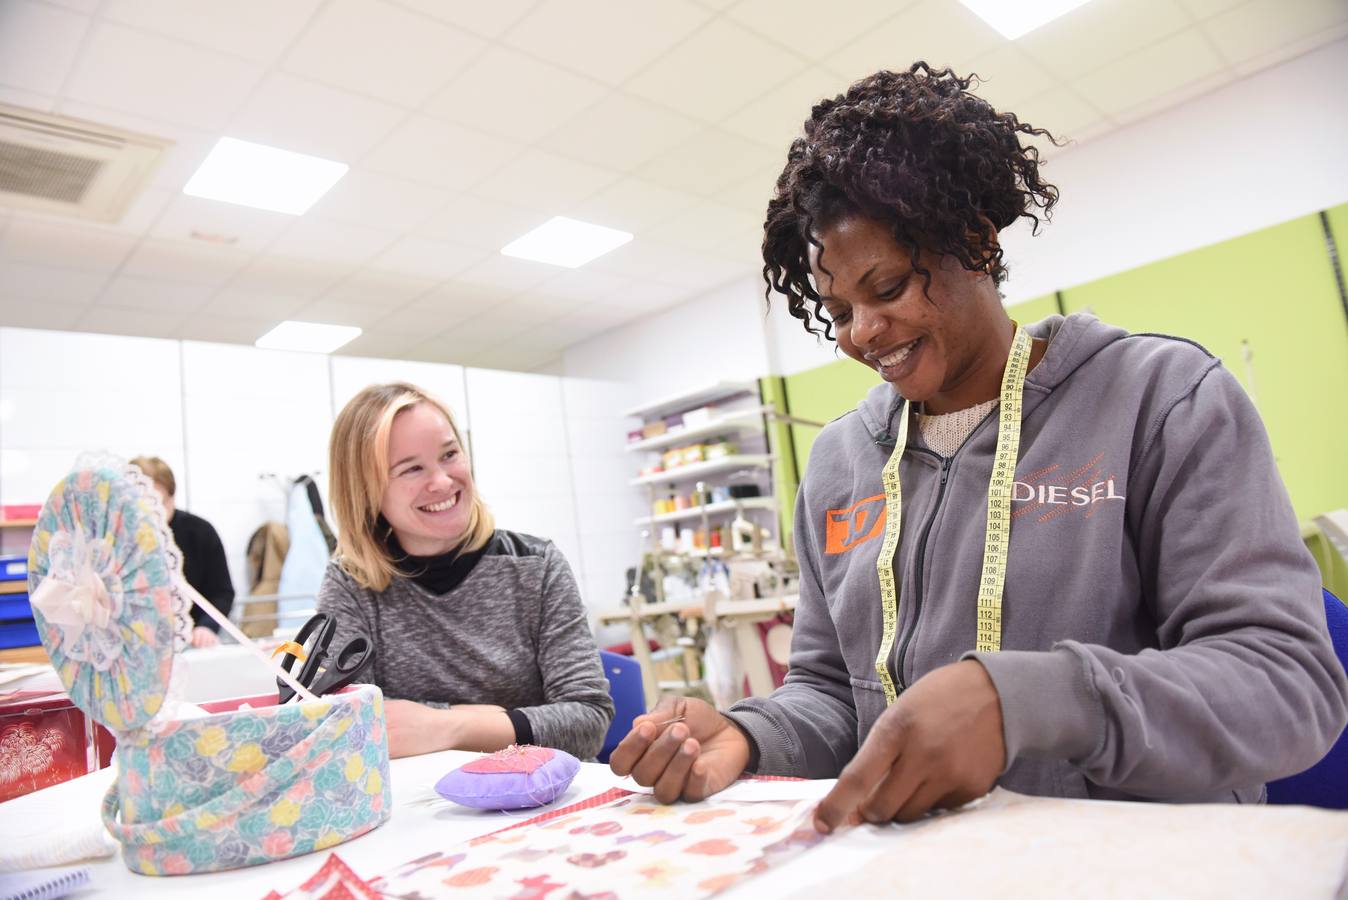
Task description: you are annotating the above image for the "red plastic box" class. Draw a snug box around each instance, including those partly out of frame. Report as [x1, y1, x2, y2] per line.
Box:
[0, 689, 115, 803]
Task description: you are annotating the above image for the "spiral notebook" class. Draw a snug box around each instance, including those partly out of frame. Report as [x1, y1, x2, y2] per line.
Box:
[0, 866, 90, 900]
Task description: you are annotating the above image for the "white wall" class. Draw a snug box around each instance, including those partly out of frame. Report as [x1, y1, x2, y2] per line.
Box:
[999, 38, 1348, 305]
[0, 326, 633, 621]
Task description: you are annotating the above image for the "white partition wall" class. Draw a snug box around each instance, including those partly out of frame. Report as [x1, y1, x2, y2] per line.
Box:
[328, 357, 468, 428]
[180, 341, 334, 599]
[561, 376, 644, 615]
[464, 368, 585, 599]
[0, 327, 185, 554]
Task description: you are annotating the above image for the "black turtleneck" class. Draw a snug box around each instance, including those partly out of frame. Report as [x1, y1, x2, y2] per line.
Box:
[383, 527, 488, 596]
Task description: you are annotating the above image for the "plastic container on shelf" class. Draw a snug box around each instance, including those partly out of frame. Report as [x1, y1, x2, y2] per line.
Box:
[0, 556, 27, 582]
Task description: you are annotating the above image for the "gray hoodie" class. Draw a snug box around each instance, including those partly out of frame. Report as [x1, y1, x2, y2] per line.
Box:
[727, 313, 1348, 802]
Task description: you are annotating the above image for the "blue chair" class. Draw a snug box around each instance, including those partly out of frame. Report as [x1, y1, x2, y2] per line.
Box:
[597, 650, 646, 764]
[1267, 588, 1348, 808]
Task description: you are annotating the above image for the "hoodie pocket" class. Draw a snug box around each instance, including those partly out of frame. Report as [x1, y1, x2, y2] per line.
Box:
[849, 677, 889, 748]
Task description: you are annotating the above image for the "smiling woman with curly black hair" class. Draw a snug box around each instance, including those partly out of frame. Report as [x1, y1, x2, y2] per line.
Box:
[611, 63, 1348, 826]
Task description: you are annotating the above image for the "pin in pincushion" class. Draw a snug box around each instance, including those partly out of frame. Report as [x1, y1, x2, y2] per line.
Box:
[434, 745, 579, 810]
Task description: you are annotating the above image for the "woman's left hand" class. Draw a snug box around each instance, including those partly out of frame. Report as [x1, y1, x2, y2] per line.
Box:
[813, 660, 1006, 831]
[190, 626, 219, 648]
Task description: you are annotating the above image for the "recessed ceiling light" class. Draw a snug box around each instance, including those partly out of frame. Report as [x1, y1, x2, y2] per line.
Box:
[184, 137, 348, 215]
[500, 216, 633, 268]
[959, 0, 1094, 40]
[255, 321, 361, 354]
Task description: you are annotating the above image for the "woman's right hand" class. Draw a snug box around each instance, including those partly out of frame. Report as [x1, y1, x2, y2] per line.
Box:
[608, 696, 751, 803]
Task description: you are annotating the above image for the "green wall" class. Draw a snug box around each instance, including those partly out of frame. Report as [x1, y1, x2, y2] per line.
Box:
[1059, 211, 1348, 523]
[779, 209, 1348, 527]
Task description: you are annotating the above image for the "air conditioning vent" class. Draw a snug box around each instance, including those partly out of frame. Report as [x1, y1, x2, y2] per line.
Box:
[0, 104, 172, 223]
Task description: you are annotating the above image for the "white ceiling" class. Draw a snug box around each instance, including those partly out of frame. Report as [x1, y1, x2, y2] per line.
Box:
[0, 0, 1344, 371]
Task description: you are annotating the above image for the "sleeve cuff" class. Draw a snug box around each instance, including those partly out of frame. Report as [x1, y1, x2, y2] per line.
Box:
[506, 708, 535, 745]
[723, 704, 789, 775]
[964, 648, 1101, 770]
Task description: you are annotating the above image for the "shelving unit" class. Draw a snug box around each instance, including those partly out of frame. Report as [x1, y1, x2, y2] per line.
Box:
[624, 406, 772, 453]
[634, 496, 775, 527]
[628, 454, 773, 487]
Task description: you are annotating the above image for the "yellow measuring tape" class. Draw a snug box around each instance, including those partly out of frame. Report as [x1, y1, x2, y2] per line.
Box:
[873, 324, 1033, 704]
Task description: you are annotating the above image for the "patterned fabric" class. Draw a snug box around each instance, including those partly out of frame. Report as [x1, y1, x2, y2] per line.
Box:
[28, 460, 192, 732]
[102, 685, 392, 876]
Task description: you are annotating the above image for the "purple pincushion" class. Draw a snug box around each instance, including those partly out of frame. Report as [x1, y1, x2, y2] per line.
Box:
[434, 745, 580, 810]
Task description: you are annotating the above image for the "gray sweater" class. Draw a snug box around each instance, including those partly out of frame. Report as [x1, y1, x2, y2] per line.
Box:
[728, 313, 1348, 802]
[316, 530, 614, 759]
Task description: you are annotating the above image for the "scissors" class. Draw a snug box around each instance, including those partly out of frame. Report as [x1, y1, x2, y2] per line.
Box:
[275, 612, 375, 703]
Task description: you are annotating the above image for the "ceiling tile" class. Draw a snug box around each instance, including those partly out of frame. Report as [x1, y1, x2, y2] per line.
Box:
[401, 333, 489, 364]
[725, 0, 910, 60]
[45, 0, 101, 12]
[1177, 0, 1249, 18]
[441, 306, 547, 344]
[268, 218, 399, 266]
[473, 150, 619, 210]
[97, 275, 215, 312]
[455, 253, 558, 293]
[636, 128, 782, 196]
[715, 171, 779, 216]
[1017, 0, 1192, 80]
[64, 24, 265, 131]
[416, 195, 549, 250]
[546, 93, 702, 171]
[0, 85, 57, 112]
[282, 0, 485, 107]
[531, 269, 641, 305]
[291, 297, 393, 328]
[330, 329, 421, 359]
[228, 74, 407, 161]
[0, 262, 108, 304]
[625, 19, 807, 123]
[645, 200, 763, 261]
[589, 237, 750, 289]
[102, 0, 323, 62]
[120, 239, 255, 286]
[77, 304, 186, 338]
[202, 288, 309, 321]
[1006, 86, 1107, 141]
[1074, 28, 1228, 118]
[0, 0, 89, 96]
[425, 47, 610, 144]
[402, 280, 517, 322]
[1229, 22, 1348, 76]
[0, 219, 139, 273]
[718, 66, 855, 150]
[390, 0, 536, 38]
[468, 346, 562, 373]
[174, 315, 277, 344]
[0, 296, 87, 330]
[56, 101, 219, 192]
[369, 302, 477, 337]
[228, 256, 354, 300]
[149, 195, 292, 253]
[564, 177, 700, 234]
[597, 279, 695, 312]
[319, 270, 438, 308]
[371, 236, 488, 280]
[1109, 69, 1235, 124]
[1203, 0, 1348, 68]
[309, 169, 454, 233]
[828, 0, 1006, 81]
[963, 45, 1061, 111]
[365, 116, 523, 192]
[504, 0, 711, 85]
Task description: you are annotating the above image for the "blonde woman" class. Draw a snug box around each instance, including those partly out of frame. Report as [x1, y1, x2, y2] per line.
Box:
[318, 382, 613, 759]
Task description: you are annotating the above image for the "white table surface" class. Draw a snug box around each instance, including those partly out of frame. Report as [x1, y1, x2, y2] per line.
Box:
[4, 749, 1348, 899]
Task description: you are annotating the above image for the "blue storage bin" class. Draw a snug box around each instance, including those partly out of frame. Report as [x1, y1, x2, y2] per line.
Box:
[0, 556, 26, 581]
[0, 618, 39, 649]
[0, 592, 30, 622]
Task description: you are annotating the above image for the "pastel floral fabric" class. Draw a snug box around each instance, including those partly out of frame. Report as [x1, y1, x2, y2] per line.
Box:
[28, 461, 191, 732]
[102, 685, 392, 875]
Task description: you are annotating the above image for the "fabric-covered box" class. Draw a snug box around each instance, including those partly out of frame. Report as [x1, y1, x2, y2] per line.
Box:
[27, 457, 392, 876]
[103, 687, 390, 875]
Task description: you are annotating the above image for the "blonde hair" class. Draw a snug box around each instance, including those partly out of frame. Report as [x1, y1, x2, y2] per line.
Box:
[329, 382, 494, 591]
[129, 456, 175, 496]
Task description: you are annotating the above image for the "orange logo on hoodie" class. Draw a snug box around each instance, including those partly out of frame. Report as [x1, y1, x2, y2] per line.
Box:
[825, 494, 886, 554]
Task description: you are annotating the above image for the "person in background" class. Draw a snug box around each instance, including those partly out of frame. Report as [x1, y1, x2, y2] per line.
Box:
[130, 456, 235, 649]
[318, 382, 613, 759]
[610, 63, 1348, 826]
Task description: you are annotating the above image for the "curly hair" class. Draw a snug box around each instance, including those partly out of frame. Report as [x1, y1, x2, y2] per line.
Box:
[762, 62, 1061, 339]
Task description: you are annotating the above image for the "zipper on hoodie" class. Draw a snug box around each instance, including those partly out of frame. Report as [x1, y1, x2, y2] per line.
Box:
[893, 452, 949, 691]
